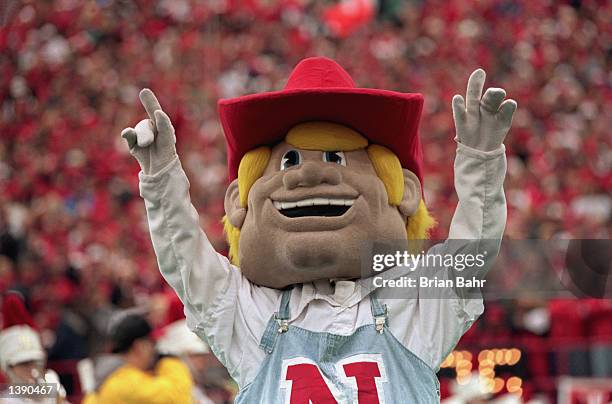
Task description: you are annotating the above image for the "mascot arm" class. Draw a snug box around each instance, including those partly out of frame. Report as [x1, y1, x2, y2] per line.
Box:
[385, 144, 507, 372]
[447, 142, 507, 249]
[126, 91, 279, 387]
[139, 157, 237, 322]
[384, 69, 516, 371]
[139, 155, 277, 387]
[122, 89, 234, 316]
[448, 68, 516, 244]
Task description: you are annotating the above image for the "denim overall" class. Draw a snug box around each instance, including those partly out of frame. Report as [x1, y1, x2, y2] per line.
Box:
[235, 289, 440, 403]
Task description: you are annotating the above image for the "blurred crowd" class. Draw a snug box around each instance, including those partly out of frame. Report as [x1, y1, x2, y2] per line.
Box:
[0, 0, 610, 402]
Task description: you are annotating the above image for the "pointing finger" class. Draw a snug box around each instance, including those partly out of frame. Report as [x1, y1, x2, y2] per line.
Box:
[466, 68, 486, 115]
[481, 87, 506, 112]
[121, 128, 137, 149]
[139, 88, 163, 123]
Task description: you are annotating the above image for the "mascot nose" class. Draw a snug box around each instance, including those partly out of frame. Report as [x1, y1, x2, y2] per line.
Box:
[283, 162, 342, 189]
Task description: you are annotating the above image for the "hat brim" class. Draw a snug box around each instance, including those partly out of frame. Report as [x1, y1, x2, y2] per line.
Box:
[218, 87, 424, 183]
[6, 349, 45, 368]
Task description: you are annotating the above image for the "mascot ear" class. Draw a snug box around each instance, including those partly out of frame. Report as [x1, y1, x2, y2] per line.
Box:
[398, 169, 421, 219]
[224, 179, 247, 228]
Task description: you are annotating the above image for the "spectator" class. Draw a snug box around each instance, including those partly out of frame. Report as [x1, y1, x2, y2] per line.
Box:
[83, 312, 193, 404]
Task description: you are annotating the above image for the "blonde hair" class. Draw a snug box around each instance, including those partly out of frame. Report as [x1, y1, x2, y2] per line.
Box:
[223, 122, 435, 265]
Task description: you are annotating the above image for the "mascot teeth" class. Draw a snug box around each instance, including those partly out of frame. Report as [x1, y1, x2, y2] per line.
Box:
[273, 198, 354, 210]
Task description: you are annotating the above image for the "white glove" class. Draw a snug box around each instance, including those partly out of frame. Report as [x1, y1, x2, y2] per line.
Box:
[121, 89, 177, 175]
[452, 69, 517, 152]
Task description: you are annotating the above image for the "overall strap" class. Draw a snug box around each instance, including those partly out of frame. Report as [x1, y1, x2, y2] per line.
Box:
[259, 288, 292, 354]
[277, 287, 292, 322]
[370, 293, 388, 334]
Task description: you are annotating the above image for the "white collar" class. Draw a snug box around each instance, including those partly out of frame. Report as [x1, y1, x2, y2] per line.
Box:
[289, 279, 369, 321]
[288, 266, 414, 321]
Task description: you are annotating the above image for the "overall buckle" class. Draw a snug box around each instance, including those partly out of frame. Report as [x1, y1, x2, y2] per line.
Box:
[375, 316, 386, 334]
[374, 304, 388, 334]
[275, 314, 289, 333]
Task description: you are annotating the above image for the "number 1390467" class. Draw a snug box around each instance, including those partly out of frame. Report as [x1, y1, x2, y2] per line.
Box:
[2, 383, 57, 398]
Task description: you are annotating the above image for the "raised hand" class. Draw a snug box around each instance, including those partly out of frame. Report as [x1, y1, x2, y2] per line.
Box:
[121, 89, 177, 175]
[452, 69, 517, 152]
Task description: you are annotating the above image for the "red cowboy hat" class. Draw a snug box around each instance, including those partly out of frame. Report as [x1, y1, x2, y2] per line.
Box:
[218, 57, 424, 185]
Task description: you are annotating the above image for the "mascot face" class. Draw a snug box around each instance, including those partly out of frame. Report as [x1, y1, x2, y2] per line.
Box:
[224, 122, 424, 288]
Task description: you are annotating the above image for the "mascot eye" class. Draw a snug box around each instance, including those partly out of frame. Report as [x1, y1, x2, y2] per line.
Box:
[280, 150, 302, 170]
[323, 151, 346, 166]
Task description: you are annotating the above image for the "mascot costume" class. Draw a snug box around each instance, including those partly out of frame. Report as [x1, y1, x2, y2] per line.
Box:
[122, 57, 516, 403]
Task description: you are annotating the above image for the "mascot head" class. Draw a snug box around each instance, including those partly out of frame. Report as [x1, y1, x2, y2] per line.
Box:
[219, 57, 435, 288]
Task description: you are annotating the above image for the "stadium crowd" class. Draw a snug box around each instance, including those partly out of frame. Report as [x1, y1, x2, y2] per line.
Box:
[0, 0, 610, 402]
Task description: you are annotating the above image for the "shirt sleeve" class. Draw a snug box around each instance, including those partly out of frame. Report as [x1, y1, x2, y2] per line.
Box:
[385, 142, 507, 370]
[138, 157, 279, 385]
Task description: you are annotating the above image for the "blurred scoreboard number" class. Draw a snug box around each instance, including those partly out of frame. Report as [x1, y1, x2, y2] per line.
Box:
[441, 350, 612, 402]
[440, 349, 523, 395]
[558, 377, 612, 404]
